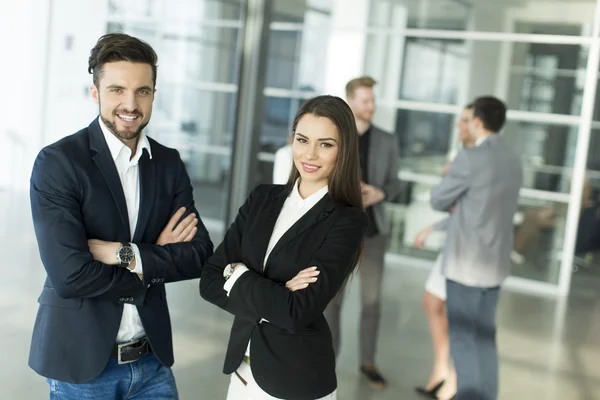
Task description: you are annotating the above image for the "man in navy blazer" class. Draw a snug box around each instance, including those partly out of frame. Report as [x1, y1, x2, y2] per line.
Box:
[29, 33, 213, 399]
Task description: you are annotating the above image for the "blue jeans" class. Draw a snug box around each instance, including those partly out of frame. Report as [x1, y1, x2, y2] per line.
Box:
[47, 354, 178, 399]
[446, 280, 500, 400]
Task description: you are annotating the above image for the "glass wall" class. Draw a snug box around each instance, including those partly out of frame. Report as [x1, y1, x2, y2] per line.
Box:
[106, 0, 244, 225]
[256, 0, 600, 296]
[102, 0, 600, 296]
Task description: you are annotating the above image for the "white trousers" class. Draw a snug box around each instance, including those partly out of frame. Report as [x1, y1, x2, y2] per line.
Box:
[226, 361, 337, 400]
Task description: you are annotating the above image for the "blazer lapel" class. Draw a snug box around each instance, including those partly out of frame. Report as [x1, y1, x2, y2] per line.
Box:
[253, 188, 289, 271]
[89, 119, 131, 236]
[264, 194, 336, 270]
[132, 148, 155, 243]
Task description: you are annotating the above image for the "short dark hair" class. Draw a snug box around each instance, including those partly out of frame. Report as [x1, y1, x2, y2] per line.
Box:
[471, 96, 506, 133]
[88, 33, 158, 87]
[345, 76, 376, 99]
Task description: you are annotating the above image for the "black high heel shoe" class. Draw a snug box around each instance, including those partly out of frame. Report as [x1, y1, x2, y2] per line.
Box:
[415, 380, 445, 398]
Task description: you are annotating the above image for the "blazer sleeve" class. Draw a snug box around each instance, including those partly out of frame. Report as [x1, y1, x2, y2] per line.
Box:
[381, 132, 404, 202]
[135, 152, 214, 285]
[30, 147, 145, 301]
[432, 216, 450, 231]
[431, 149, 471, 212]
[199, 186, 259, 322]
[225, 208, 368, 333]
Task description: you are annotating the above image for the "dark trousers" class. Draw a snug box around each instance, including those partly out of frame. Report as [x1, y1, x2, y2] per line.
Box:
[324, 234, 387, 365]
[447, 280, 501, 400]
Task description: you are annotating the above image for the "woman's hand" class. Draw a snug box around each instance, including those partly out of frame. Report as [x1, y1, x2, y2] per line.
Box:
[285, 266, 320, 292]
[414, 226, 433, 248]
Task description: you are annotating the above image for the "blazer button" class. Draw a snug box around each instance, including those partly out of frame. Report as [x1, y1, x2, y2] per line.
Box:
[119, 297, 125, 302]
[129, 297, 134, 302]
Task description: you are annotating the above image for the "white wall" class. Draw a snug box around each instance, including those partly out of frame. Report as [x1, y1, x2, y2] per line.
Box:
[364, 2, 408, 133]
[42, 0, 108, 146]
[324, 0, 371, 98]
[0, 0, 51, 190]
[465, 2, 506, 100]
[0, 0, 108, 191]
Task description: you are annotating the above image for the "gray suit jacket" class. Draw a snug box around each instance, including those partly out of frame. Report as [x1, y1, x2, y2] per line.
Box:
[367, 125, 404, 235]
[430, 135, 522, 287]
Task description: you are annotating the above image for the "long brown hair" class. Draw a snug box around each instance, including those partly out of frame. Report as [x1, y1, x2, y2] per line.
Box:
[286, 95, 365, 280]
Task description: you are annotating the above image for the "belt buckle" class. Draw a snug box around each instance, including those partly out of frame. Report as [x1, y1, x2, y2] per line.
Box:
[117, 337, 145, 365]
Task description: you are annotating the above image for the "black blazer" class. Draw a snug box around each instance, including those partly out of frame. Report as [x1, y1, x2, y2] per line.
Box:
[29, 119, 213, 384]
[200, 184, 367, 400]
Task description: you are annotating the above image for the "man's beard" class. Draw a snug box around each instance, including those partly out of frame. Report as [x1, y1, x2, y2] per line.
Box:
[100, 112, 148, 142]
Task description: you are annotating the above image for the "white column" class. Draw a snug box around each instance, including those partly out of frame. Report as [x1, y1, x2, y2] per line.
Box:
[323, 0, 371, 98]
[368, 4, 407, 132]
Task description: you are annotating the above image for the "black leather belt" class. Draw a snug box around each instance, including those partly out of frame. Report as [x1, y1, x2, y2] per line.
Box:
[111, 337, 152, 364]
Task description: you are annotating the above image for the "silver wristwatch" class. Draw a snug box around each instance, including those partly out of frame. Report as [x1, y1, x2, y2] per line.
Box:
[223, 263, 241, 281]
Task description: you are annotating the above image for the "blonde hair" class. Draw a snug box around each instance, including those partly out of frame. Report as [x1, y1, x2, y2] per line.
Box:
[345, 76, 377, 99]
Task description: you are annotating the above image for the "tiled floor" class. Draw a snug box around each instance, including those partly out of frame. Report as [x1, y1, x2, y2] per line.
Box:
[1, 190, 600, 399]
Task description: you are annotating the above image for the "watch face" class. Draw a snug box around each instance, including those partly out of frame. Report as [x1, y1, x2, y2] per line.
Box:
[118, 245, 135, 264]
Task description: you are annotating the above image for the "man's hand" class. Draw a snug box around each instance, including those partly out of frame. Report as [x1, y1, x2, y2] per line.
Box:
[285, 267, 320, 292]
[442, 162, 452, 176]
[88, 239, 120, 265]
[156, 207, 198, 246]
[414, 226, 433, 248]
[361, 182, 385, 208]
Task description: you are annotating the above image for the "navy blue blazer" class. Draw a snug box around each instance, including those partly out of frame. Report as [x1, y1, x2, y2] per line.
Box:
[29, 118, 213, 383]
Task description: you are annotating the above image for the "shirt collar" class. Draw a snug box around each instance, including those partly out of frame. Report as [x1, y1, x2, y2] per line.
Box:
[289, 179, 329, 207]
[475, 135, 489, 147]
[98, 116, 153, 163]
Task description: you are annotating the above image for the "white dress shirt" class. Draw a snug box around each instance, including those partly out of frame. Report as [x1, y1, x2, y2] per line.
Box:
[475, 135, 489, 147]
[272, 145, 293, 185]
[98, 117, 151, 343]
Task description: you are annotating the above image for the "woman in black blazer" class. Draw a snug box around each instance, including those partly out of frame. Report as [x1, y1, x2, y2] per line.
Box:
[200, 95, 367, 399]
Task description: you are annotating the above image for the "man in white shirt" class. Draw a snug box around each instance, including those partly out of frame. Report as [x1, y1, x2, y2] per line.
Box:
[29, 33, 213, 399]
[273, 144, 293, 185]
